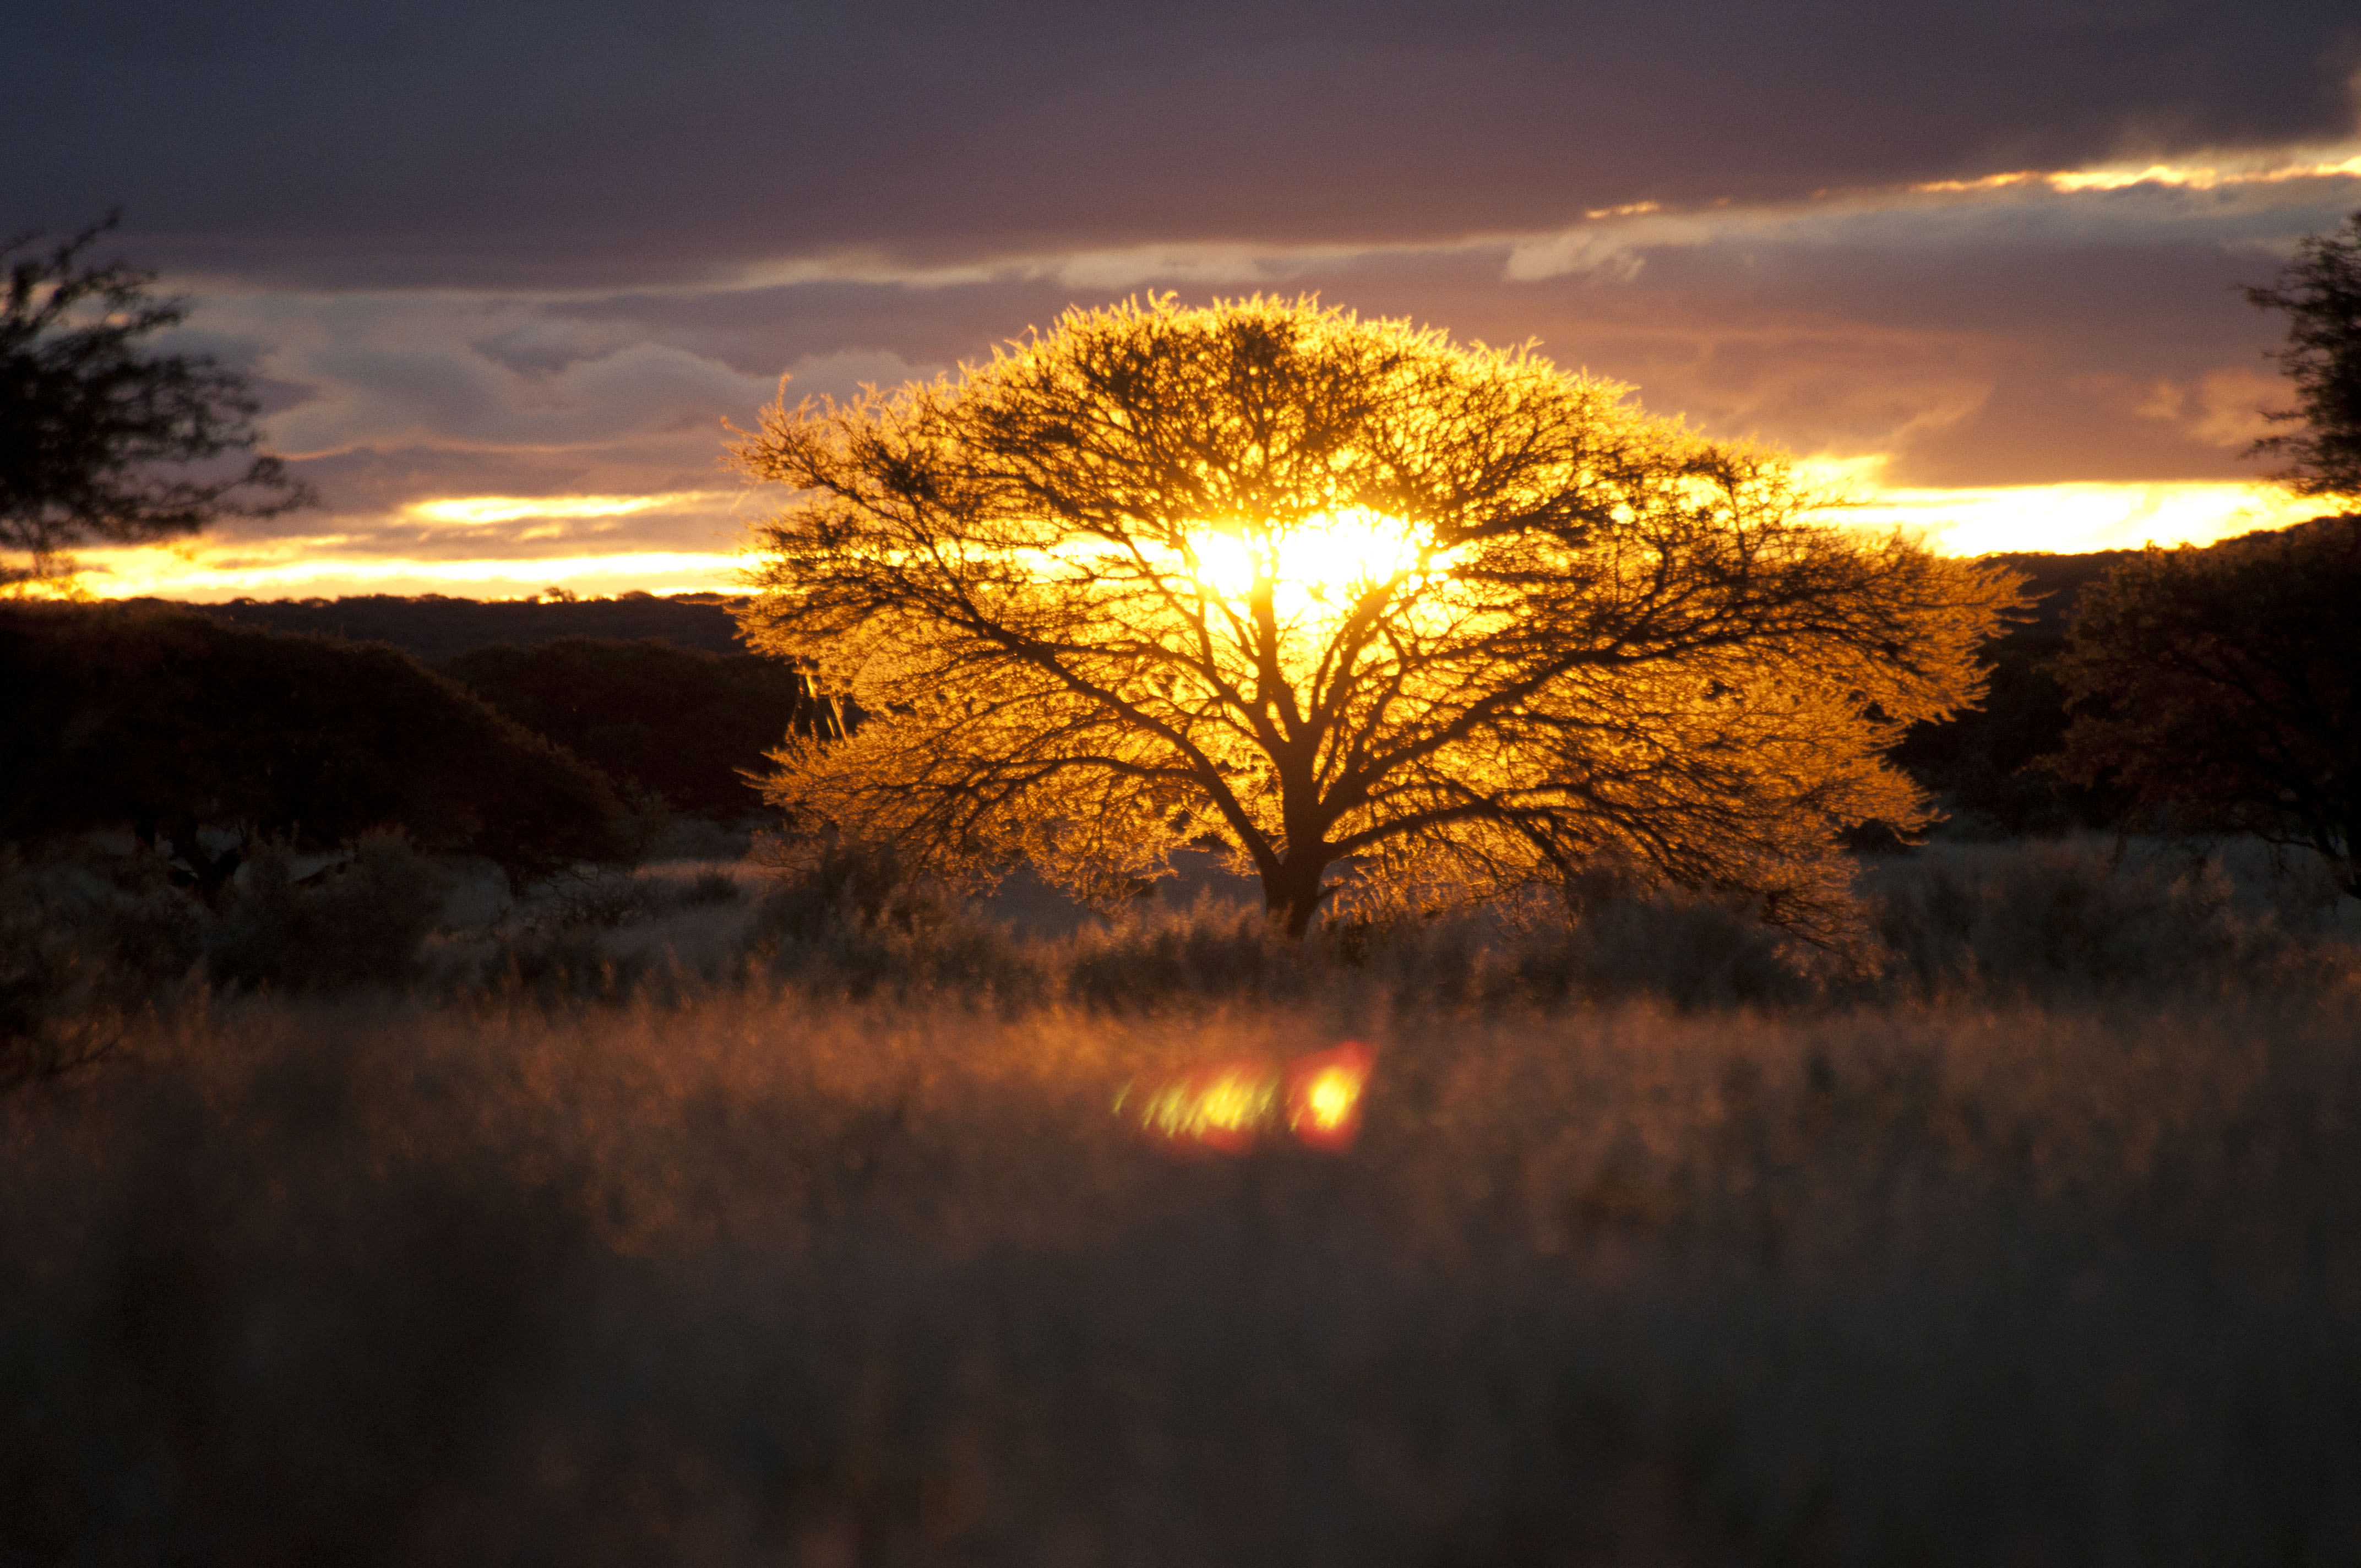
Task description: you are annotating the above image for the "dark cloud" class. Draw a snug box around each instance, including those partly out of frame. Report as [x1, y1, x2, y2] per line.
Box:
[15, 1, 2360, 580]
[9, 0, 2356, 287]
[451, 178, 2349, 491]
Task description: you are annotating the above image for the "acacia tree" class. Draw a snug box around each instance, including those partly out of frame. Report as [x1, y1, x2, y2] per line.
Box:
[1, 213, 311, 588]
[734, 297, 2012, 940]
[2244, 208, 2361, 498]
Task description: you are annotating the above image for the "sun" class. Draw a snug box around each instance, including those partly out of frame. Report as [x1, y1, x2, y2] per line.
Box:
[1185, 509, 1450, 606]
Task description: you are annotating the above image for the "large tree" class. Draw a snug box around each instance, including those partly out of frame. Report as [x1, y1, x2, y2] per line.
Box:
[2244, 208, 2361, 499]
[2055, 516, 2361, 901]
[1, 213, 310, 587]
[734, 297, 2013, 940]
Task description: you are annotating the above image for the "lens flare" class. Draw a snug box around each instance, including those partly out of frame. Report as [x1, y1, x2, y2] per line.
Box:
[1286, 1041, 1374, 1152]
[1118, 1041, 1375, 1154]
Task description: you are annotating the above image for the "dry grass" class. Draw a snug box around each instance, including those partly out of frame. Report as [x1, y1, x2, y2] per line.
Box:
[6, 972, 2360, 1564]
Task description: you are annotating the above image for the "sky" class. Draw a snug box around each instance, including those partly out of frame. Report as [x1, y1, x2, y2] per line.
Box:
[12, 0, 2361, 600]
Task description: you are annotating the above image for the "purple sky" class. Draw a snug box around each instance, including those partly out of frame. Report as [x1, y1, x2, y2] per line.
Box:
[12, 0, 2360, 594]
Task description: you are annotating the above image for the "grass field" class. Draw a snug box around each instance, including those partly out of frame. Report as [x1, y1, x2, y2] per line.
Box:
[5, 839, 2360, 1564]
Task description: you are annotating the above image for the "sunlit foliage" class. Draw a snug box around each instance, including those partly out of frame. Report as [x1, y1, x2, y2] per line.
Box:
[735, 297, 2015, 938]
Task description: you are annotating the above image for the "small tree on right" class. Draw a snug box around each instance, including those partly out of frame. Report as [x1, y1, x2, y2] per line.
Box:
[2243, 208, 2361, 499]
[2055, 516, 2361, 900]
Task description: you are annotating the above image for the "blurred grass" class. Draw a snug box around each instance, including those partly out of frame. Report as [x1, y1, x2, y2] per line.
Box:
[5, 989, 2361, 1561]
[4, 837, 2361, 1562]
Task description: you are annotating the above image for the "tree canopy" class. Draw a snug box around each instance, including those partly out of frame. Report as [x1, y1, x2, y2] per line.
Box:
[2244, 208, 2361, 499]
[1, 214, 310, 588]
[2056, 515, 2361, 901]
[734, 297, 2014, 939]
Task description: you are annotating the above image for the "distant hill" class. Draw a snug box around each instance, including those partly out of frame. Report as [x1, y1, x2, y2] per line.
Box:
[145, 592, 749, 662]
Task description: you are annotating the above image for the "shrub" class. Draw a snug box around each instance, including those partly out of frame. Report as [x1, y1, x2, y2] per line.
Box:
[0, 844, 202, 1087]
[1863, 839, 2311, 1000]
[205, 834, 452, 993]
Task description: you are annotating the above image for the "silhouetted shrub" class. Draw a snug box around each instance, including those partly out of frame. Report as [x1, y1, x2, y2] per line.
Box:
[1, 844, 202, 1086]
[204, 834, 451, 993]
[1060, 894, 1324, 1010]
[0, 602, 643, 891]
[1862, 839, 2316, 1000]
[742, 837, 1040, 1002]
[1883, 552, 2138, 837]
[1889, 632, 2121, 836]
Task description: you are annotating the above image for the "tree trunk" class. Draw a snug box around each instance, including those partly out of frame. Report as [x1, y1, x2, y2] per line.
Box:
[1262, 856, 1330, 943]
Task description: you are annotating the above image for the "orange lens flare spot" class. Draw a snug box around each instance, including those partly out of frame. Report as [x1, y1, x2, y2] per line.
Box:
[1119, 1041, 1375, 1155]
[1285, 1042, 1374, 1152]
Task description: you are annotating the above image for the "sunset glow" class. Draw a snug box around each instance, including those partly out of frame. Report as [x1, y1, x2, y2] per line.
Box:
[59, 475, 2326, 603]
[1911, 143, 2361, 197]
[1841, 480, 2328, 556]
[69, 540, 743, 602]
[404, 493, 722, 527]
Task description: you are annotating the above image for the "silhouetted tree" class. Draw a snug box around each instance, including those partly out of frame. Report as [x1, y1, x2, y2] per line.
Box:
[441, 636, 835, 819]
[736, 296, 2015, 940]
[1, 213, 311, 587]
[2055, 516, 2361, 899]
[2244, 208, 2361, 499]
[0, 603, 641, 895]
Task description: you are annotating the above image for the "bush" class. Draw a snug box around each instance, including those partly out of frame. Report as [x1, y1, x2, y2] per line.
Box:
[742, 837, 1042, 1004]
[1863, 839, 2316, 1000]
[205, 834, 452, 993]
[0, 844, 202, 1087]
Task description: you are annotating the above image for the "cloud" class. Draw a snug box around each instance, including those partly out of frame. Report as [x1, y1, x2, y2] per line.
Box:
[23, 9, 2358, 600]
[149, 155, 2353, 571]
[14, 1, 2358, 288]
[2135, 366, 2286, 449]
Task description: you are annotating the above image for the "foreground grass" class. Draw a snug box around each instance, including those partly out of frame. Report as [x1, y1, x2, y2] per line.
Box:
[7, 982, 2360, 1565]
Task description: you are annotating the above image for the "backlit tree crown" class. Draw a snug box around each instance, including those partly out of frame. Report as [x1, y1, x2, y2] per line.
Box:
[734, 296, 2014, 940]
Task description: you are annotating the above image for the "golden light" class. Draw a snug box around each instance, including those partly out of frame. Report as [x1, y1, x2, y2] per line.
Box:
[68, 541, 742, 601]
[403, 493, 711, 527]
[1841, 480, 2329, 556]
[1117, 1041, 1375, 1155]
[1185, 510, 1452, 608]
[1908, 143, 2361, 197]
